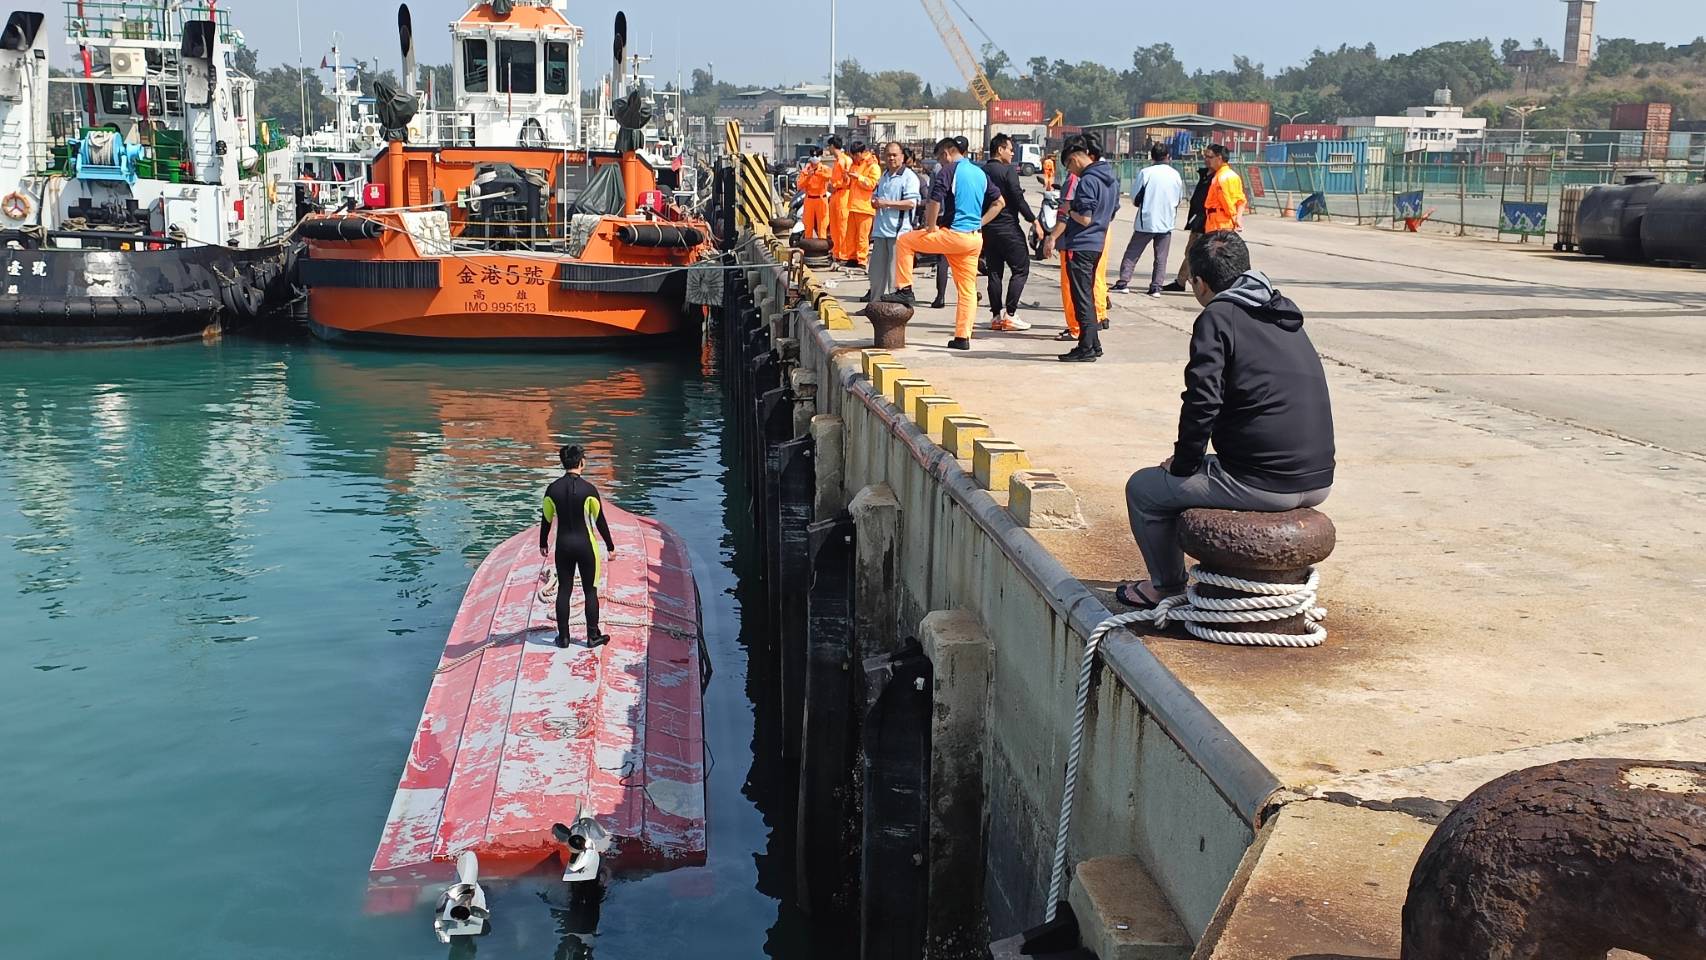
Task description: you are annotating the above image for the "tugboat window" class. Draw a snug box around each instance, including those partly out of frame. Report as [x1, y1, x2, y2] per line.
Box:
[545, 41, 570, 95]
[496, 39, 536, 95]
[100, 84, 133, 115]
[98, 84, 162, 117]
[463, 39, 489, 93]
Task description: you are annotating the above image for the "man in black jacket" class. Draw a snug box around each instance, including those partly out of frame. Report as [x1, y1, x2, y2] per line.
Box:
[1163, 159, 1213, 292]
[1115, 231, 1335, 609]
[982, 134, 1041, 331]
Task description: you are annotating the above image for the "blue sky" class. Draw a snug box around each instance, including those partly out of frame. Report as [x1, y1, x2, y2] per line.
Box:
[19, 0, 1700, 87]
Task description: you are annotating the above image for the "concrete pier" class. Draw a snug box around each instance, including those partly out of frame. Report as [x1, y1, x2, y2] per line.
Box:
[728, 185, 1706, 954]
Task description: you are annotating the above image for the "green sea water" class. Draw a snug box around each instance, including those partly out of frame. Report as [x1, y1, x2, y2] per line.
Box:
[0, 337, 814, 958]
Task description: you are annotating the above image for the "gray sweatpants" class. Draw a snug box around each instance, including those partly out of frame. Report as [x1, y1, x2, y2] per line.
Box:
[868, 235, 900, 298]
[1118, 230, 1172, 292]
[1126, 455, 1331, 590]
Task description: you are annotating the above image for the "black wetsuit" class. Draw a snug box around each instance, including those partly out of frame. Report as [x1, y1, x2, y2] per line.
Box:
[540, 473, 616, 642]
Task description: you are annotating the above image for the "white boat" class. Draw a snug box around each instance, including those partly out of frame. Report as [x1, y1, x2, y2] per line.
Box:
[0, 2, 300, 345]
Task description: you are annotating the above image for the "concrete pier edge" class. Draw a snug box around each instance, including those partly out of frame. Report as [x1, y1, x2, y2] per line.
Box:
[737, 233, 1281, 825]
[730, 235, 1282, 948]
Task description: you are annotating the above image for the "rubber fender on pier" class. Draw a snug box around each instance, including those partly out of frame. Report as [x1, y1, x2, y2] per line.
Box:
[298, 216, 384, 242]
[616, 222, 705, 248]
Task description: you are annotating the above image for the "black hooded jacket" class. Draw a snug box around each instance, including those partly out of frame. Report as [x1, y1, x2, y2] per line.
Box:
[1170, 271, 1336, 492]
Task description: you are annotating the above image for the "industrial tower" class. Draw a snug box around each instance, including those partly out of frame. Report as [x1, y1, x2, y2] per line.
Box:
[1562, 0, 1598, 67]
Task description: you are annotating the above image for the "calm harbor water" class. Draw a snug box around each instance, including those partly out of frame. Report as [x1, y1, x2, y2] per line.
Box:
[0, 336, 815, 958]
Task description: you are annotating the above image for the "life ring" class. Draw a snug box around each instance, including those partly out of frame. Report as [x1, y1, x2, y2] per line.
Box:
[1, 192, 30, 221]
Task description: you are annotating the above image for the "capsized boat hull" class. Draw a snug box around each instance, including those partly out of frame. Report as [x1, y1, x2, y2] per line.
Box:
[367, 506, 706, 913]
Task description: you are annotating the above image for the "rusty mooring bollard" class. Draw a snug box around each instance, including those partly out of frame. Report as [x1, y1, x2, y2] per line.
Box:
[1402, 758, 1706, 960]
[1172, 508, 1336, 645]
[770, 215, 798, 235]
[864, 300, 913, 350]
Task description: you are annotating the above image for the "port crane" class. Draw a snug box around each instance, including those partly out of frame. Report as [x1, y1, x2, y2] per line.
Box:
[918, 0, 999, 106]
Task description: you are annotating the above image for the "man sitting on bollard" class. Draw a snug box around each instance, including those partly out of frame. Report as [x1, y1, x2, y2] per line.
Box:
[1114, 231, 1336, 609]
[881, 138, 1005, 352]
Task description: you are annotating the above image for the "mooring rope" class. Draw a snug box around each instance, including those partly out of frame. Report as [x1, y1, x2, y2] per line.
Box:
[1153, 567, 1327, 649]
[1044, 565, 1328, 921]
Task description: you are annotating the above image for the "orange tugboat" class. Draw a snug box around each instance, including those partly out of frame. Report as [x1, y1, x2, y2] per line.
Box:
[299, 3, 711, 349]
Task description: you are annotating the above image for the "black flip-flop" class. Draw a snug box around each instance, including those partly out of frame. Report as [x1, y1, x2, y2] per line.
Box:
[1114, 581, 1173, 610]
[1054, 330, 1077, 342]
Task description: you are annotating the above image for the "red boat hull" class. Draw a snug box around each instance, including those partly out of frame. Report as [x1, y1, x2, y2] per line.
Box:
[367, 506, 706, 912]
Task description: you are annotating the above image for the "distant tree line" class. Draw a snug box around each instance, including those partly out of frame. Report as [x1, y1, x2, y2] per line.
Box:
[44, 34, 1705, 137]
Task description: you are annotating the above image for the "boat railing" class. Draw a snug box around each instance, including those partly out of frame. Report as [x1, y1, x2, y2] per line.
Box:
[421, 109, 586, 150]
[64, 1, 235, 44]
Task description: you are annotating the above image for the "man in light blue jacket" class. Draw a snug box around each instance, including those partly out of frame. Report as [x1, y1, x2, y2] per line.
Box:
[1113, 143, 1186, 298]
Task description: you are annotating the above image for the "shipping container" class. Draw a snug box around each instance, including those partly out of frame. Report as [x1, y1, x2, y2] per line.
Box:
[1278, 123, 1344, 142]
[1610, 102, 1673, 132]
[1143, 101, 1198, 118]
[1208, 101, 1272, 130]
[988, 99, 1044, 124]
[987, 122, 1047, 145]
[1260, 139, 1367, 194]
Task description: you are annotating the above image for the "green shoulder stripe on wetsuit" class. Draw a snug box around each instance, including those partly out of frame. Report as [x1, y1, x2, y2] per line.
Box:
[583, 496, 604, 587]
[542, 495, 557, 523]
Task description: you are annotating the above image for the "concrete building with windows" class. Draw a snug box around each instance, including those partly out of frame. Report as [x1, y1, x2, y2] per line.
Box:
[1339, 95, 1487, 154]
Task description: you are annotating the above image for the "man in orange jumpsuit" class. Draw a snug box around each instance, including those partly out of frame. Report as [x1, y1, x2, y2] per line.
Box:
[795, 148, 832, 240]
[1202, 143, 1247, 233]
[1039, 153, 1057, 189]
[843, 142, 881, 268]
[824, 135, 853, 265]
[880, 138, 1005, 352]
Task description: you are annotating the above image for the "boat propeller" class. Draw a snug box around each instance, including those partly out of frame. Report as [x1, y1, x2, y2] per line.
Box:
[432, 851, 490, 943]
[553, 816, 611, 883]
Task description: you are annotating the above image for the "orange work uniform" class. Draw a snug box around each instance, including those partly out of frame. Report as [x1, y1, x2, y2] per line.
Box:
[1204, 165, 1247, 233]
[843, 154, 881, 266]
[797, 161, 832, 240]
[1041, 156, 1056, 188]
[898, 228, 983, 339]
[827, 151, 853, 262]
[1058, 171, 1111, 332]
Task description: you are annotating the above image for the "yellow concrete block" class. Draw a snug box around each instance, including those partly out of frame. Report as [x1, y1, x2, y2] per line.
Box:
[890, 378, 932, 413]
[941, 416, 991, 459]
[821, 298, 854, 331]
[911, 395, 962, 436]
[973, 439, 1031, 491]
[870, 362, 909, 396]
[860, 350, 895, 377]
[1008, 470, 1084, 529]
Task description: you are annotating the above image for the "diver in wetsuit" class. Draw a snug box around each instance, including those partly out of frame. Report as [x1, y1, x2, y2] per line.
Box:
[539, 444, 617, 648]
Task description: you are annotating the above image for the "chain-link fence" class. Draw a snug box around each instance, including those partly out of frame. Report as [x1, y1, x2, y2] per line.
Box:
[1112, 156, 1706, 242]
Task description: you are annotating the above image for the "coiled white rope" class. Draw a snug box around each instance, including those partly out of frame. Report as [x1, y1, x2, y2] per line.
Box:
[1043, 565, 1327, 921]
[1153, 567, 1327, 649]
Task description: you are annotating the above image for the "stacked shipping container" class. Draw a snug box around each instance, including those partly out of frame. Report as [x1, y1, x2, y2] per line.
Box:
[1610, 102, 1673, 160]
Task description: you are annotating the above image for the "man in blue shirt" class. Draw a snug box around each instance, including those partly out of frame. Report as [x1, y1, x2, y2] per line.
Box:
[1056, 135, 1119, 362]
[1114, 143, 1186, 297]
[882, 138, 1005, 351]
[865, 141, 920, 301]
